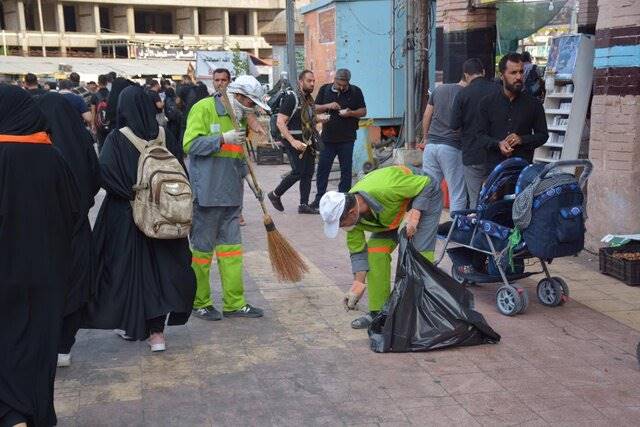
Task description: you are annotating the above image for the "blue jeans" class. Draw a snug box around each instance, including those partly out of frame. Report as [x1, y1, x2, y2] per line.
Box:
[313, 141, 354, 204]
[422, 143, 467, 212]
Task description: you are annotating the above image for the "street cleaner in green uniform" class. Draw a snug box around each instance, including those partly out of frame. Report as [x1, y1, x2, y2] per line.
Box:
[184, 75, 269, 321]
[319, 165, 443, 329]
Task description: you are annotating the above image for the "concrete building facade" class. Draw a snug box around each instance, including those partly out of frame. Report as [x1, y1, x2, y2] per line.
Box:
[1, 0, 285, 58]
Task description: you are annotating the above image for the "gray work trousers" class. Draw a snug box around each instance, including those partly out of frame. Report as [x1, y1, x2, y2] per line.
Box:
[464, 164, 488, 209]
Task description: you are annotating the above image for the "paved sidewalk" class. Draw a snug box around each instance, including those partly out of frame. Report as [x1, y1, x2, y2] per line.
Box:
[57, 163, 640, 426]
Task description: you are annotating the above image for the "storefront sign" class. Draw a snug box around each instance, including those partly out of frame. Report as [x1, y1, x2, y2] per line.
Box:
[135, 47, 196, 60]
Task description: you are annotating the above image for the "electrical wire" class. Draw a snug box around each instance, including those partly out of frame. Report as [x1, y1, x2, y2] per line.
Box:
[345, 2, 393, 36]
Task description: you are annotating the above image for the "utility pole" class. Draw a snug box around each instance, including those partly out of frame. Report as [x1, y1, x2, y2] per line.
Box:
[405, 0, 415, 147]
[286, 0, 297, 85]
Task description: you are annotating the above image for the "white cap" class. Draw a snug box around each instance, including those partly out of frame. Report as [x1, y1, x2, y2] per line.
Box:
[320, 191, 346, 238]
[227, 75, 271, 111]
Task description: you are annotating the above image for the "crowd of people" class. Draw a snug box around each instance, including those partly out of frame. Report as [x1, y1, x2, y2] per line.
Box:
[420, 52, 547, 211]
[0, 51, 546, 426]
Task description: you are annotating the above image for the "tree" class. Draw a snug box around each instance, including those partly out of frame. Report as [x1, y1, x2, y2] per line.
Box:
[231, 43, 249, 76]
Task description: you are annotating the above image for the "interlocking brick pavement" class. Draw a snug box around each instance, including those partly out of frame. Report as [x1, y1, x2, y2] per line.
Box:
[57, 163, 640, 426]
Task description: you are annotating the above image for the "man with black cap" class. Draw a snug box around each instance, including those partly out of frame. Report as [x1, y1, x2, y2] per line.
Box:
[310, 68, 367, 209]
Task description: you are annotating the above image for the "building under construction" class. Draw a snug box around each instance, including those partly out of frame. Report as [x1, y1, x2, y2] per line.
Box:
[1, 0, 286, 58]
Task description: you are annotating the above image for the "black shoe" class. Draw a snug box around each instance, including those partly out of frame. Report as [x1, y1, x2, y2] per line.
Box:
[309, 200, 320, 210]
[298, 204, 319, 214]
[268, 191, 284, 212]
[350, 314, 373, 329]
[192, 306, 223, 321]
[223, 304, 264, 318]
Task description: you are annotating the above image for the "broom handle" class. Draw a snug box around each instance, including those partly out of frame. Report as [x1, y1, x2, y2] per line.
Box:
[219, 89, 270, 217]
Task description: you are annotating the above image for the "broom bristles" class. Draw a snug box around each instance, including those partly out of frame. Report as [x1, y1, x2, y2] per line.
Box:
[264, 215, 309, 282]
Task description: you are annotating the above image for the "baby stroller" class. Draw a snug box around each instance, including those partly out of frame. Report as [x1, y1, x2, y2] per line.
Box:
[434, 158, 593, 316]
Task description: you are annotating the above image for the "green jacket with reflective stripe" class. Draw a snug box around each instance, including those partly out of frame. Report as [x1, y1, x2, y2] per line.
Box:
[183, 95, 248, 207]
[346, 165, 432, 271]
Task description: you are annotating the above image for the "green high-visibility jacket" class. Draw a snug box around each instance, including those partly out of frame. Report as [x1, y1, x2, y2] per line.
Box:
[183, 95, 248, 207]
[346, 165, 432, 270]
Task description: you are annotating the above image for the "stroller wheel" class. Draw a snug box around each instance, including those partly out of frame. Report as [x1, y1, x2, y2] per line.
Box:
[517, 288, 530, 314]
[551, 277, 570, 304]
[537, 278, 563, 307]
[451, 265, 467, 285]
[496, 285, 523, 316]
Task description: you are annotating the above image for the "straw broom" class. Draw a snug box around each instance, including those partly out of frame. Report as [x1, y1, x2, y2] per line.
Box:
[220, 89, 309, 283]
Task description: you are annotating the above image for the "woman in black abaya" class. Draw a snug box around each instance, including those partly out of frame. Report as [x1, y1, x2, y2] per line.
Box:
[0, 85, 79, 426]
[83, 85, 195, 351]
[105, 77, 136, 128]
[36, 93, 101, 367]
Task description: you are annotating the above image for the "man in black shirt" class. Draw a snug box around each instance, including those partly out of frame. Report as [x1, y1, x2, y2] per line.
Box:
[146, 79, 164, 113]
[451, 58, 500, 207]
[23, 73, 46, 97]
[476, 52, 548, 171]
[310, 69, 367, 209]
[268, 70, 320, 214]
[89, 74, 110, 151]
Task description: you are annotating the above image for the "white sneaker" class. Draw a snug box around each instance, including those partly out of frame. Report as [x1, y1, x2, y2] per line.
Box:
[57, 353, 71, 367]
[148, 333, 166, 352]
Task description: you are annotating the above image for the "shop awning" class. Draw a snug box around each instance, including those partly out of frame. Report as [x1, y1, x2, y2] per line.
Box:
[0, 55, 192, 80]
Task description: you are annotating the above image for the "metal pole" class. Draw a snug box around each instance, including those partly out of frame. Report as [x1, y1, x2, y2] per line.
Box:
[285, 0, 297, 85]
[37, 0, 46, 57]
[2, 30, 7, 56]
[405, 0, 415, 147]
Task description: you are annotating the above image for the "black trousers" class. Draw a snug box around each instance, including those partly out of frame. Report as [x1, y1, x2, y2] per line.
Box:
[274, 141, 316, 206]
[146, 315, 166, 335]
[58, 309, 82, 354]
[313, 141, 354, 205]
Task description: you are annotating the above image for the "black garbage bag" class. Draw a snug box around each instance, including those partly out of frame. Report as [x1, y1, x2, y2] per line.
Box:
[368, 230, 501, 353]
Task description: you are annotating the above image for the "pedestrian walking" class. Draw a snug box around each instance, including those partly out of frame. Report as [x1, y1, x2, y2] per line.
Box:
[419, 78, 468, 212]
[522, 51, 543, 99]
[476, 52, 548, 171]
[163, 85, 182, 149]
[183, 75, 267, 321]
[89, 74, 111, 152]
[319, 165, 442, 329]
[310, 68, 367, 209]
[36, 92, 101, 368]
[23, 73, 46, 97]
[268, 69, 321, 214]
[83, 85, 196, 352]
[59, 79, 93, 126]
[0, 84, 80, 427]
[450, 58, 500, 208]
[104, 77, 136, 139]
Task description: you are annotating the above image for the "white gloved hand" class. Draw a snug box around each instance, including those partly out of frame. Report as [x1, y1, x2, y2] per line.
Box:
[222, 129, 246, 146]
[343, 280, 366, 310]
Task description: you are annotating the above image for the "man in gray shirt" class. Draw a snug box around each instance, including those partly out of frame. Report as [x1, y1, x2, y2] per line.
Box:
[419, 80, 467, 212]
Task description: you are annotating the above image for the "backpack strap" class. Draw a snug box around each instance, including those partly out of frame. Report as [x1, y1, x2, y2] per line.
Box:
[119, 126, 165, 153]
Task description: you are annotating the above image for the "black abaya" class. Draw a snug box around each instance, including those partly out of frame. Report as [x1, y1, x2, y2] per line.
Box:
[0, 85, 80, 426]
[83, 86, 196, 340]
[37, 93, 101, 317]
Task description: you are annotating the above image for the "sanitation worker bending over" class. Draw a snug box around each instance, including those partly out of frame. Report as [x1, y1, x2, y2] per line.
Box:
[319, 165, 443, 329]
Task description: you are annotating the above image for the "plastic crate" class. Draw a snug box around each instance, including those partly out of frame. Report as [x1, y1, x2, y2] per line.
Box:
[599, 244, 640, 286]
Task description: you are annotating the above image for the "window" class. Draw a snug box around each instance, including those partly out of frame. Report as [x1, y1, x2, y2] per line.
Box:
[134, 10, 173, 34]
[0, 3, 5, 30]
[229, 11, 248, 36]
[63, 5, 77, 32]
[24, 2, 36, 31]
[99, 7, 112, 32]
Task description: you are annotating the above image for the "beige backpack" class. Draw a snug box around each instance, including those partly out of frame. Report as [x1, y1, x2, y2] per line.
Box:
[120, 126, 193, 239]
